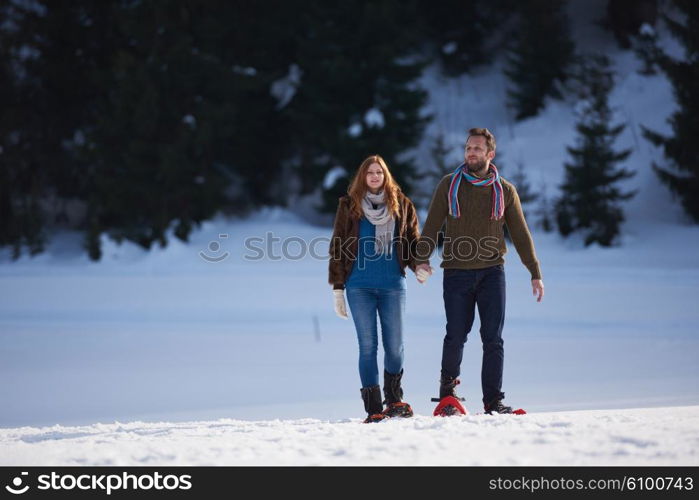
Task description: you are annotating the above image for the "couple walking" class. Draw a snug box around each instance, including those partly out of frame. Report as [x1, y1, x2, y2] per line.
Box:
[328, 128, 545, 422]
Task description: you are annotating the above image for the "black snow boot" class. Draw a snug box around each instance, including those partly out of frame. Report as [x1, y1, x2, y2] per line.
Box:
[484, 398, 513, 414]
[360, 385, 387, 423]
[382, 370, 413, 418]
[439, 374, 461, 399]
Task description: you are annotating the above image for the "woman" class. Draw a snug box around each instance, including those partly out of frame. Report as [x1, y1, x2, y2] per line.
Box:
[328, 154, 423, 423]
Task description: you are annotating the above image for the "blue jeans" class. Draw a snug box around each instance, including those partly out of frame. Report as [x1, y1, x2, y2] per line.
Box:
[346, 287, 405, 388]
[441, 265, 506, 405]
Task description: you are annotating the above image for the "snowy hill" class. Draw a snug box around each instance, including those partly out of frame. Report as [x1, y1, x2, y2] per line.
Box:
[413, 0, 687, 231]
[2, 406, 697, 466]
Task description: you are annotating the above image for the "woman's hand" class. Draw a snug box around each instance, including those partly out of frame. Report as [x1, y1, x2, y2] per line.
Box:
[415, 264, 433, 284]
[333, 289, 349, 319]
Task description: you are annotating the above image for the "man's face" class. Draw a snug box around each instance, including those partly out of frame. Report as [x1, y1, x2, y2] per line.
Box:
[464, 135, 495, 174]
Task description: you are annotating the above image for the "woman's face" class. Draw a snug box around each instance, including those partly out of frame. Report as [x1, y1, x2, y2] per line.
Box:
[365, 163, 385, 192]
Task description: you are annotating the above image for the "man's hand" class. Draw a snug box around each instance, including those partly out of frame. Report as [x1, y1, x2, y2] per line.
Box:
[531, 279, 544, 302]
[415, 263, 434, 284]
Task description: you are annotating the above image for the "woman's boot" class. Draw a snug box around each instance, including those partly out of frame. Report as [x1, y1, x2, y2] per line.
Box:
[382, 369, 413, 418]
[360, 385, 387, 423]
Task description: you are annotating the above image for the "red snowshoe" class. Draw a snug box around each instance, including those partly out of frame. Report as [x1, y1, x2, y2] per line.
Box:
[432, 396, 468, 417]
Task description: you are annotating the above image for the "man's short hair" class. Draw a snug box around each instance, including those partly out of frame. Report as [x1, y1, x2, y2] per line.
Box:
[468, 127, 496, 152]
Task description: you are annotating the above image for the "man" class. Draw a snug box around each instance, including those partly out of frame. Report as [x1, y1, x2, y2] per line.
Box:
[415, 127, 544, 415]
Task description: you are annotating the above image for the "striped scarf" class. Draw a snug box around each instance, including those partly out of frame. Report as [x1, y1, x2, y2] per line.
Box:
[448, 163, 505, 220]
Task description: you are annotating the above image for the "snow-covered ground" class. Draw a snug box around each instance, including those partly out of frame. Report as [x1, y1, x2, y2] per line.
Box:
[1, 406, 697, 466]
[1, 210, 698, 465]
[1, 0, 698, 466]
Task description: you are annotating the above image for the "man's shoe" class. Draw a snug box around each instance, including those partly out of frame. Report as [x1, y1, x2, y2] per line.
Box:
[484, 399, 513, 414]
[439, 375, 461, 399]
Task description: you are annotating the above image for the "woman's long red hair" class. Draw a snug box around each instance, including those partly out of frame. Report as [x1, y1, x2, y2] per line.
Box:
[347, 155, 402, 219]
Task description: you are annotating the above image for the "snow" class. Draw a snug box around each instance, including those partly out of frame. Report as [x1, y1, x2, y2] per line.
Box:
[364, 108, 385, 129]
[232, 65, 256, 77]
[15, 44, 40, 61]
[181, 114, 196, 129]
[348, 122, 362, 137]
[11, 0, 47, 17]
[1, 214, 698, 447]
[639, 23, 655, 37]
[413, 0, 685, 231]
[1, 406, 697, 466]
[72, 130, 85, 146]
[442, 42, 457, 55]
[270, 63, 302, 110]
[323, 165, 348, 190]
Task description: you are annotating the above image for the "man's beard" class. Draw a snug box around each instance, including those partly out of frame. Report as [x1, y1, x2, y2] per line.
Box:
[466, 158, 488, 174]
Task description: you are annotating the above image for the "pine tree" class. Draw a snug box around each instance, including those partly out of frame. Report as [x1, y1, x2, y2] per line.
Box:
[634, 22, 662, 75]
[505, 0, 575, 121]
[534, 182, 555, 233]
[417, 0, 518, 76]
[80, 2, 231, 258]
[409, 130, 458, 249]
[641, 0, 699, 222]
[0, 2, 117, 258]
[79, 1, 301, 259]
[283, 0, 430, 213]
[507, 161, 538, 216]
[493, 158, 537, 242]
[410, 131, 455, 210]
[555, 54, 635, 246]
[1, 1, 431, 258]
[0, 2, 46, 258]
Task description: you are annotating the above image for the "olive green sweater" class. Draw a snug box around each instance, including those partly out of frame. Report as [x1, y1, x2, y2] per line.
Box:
[415, 174, 542, 280]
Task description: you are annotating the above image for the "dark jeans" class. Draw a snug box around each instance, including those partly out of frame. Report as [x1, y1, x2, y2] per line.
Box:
[441, 265, 506, 405]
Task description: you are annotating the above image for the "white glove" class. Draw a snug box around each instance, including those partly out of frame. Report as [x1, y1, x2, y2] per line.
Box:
[333, 289, 348, 319]
[416, 265, 433, 284]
